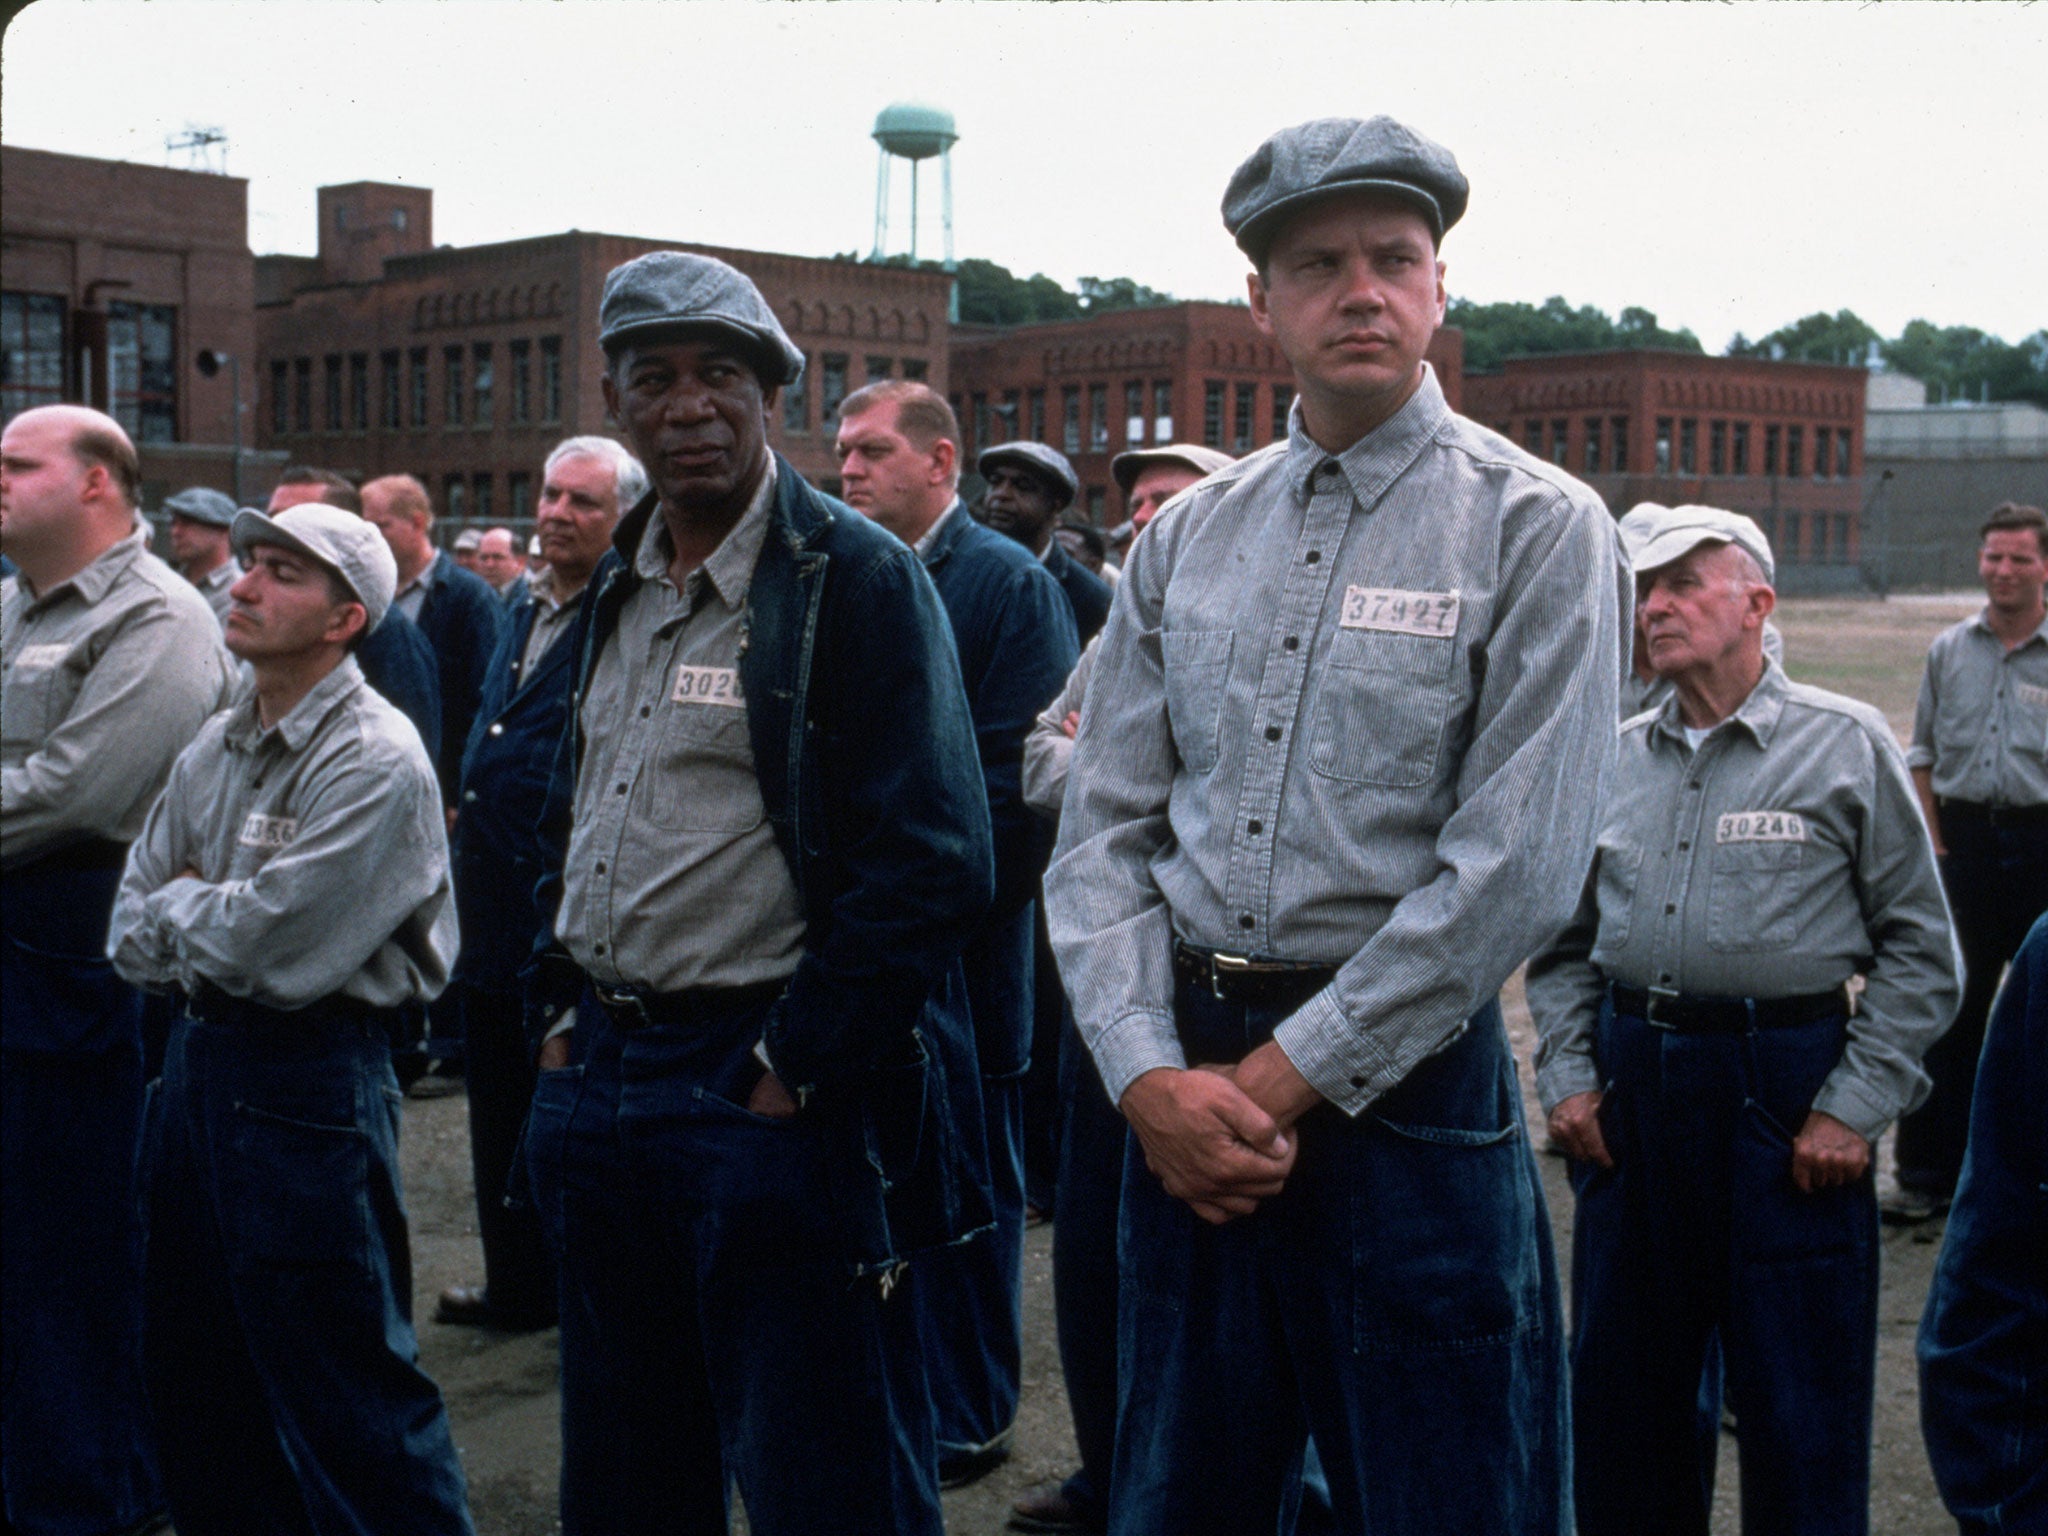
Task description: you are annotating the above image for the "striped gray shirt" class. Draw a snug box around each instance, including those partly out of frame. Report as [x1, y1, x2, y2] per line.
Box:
[1526, 661, 1961, 1138]
[1045, 368, 1632, 1115]
[1907, 610, 2048, 807]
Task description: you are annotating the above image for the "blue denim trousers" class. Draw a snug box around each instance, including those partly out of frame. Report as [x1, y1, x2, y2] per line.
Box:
[142, 1005, 473, 1536]
[455, 983, 556, 1325]
[1, 858, 162, 1536]
[1570, 1002, 1878, 1536]
[1109, 984, 1567, 1536]
[525, 992, 944, 1536]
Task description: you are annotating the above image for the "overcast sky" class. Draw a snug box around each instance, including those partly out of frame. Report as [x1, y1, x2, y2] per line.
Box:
[3, 0, 2043, 352]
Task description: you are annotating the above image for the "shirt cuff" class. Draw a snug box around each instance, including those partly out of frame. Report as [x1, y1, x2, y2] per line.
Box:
[1904, 745, 1935, 770]
[1087, 1009, 1185, 1107]
[1270, 989, 1401, 1118]
[544, 1006, 578, 1044]
[1811, 1069, 1904, 1142]
[1535, 1051, 1603, 1117]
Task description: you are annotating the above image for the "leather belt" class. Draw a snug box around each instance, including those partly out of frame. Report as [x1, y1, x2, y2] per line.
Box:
[1611, 983, 1848, 1034]
[184, 978, 389, 1034]
[1172, 941, 1337, 1007]
[589, 977, 788, 1031]
[1938, 798, 2048, 829]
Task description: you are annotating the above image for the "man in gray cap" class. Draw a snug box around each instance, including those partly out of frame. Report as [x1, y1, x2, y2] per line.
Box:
[163, 485, 241, 624]
[108, 502, 471, 1534]
[1526, 507, 1959, 1536]
[1618, 503, 1785, 719]
[451, 525, 484, 575]
[1045, 116, 1630, 1534]
[979, 440, 1111, 645]
[522, 249, 993, 1535]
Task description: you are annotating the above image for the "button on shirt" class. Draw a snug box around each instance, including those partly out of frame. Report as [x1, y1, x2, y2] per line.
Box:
[556, 465, 804, 995]
[2, 530, 236, 866]
[1908, 611, 2048, 807]
[107, 655, 457, 1011]
[1525, 661, 1961, 1138]
[1045, 367, 1632, 1115]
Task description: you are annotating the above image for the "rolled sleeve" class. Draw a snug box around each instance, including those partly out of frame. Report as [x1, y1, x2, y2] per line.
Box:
[1906, 656, 1939, 771]
[1022, 637, 1095, 819]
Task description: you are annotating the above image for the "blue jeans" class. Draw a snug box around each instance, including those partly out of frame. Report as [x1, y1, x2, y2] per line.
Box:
[525, 992, 943, 1536]
[455, 984, 556, 1324]
[142, 1004, 473, 1536]
[1109, 984, 1566, 1536]
[1, 857, 161, 1536]
[1571, 1002, 1878, 1536]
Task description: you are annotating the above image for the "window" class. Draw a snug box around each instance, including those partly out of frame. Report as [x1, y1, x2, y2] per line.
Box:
[472, 473, 492, 521]
[820, 354, 848, 432]
[783, 359, 809, 432]
[1764, 424, 1781, 476]
[1654, 418, 1673, 476]
[1273, 385, 1294, 441]
[1709, 420, 1727, 477]
[1203, 381, 1225, 448]
[1836, 429, 1852, 479]
[1611, 416, 1629, 473]
[1, 291, 66, 422]
[999, 390, 1020, 442]
[443, 474, 466, 522]
[409, 348, 429, 428]
[1153, 380, 1173, 443]
[1583, 417, 1603, 474]
[508, 472, 531, 523]
[1814, 512, 1833, 562]
[1550, 418, 1569, 467]
[349, 353, 369, 431]
[866, 355, 892, 382]
[1731, 421, 1750, 477]
[1524, 420, 1543, 454]
[107, 302, 177, 442]
[1090, 385, 1109, 451]
[538, 337, 562, 422]
[380, 350, 402, 430]
[1678, 419, 1697, 475]
[1086, 487, 1106, 522]
[294, 358, 312, 433]
[1062, 387, 1081, 454]
[269, 359, 290, 434]
[1236, 383, 1258, 452]
[1814, 427, 1832, 479]
[509, 339, 531, 425]
[1125, 380, 1145, 448]
[472, 343, 493, 426]
[1786, 425, 1804, 478]
[324, 354, 343, 432]
[972, 393, 989, 451]
[444, 346, 464, 427]
[902, 357, 928, 382]
[1028, 389, 1046, 443]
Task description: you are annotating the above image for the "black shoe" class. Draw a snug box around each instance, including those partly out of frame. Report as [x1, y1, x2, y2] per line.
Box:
[1880, 1186, 1950, 1226]
[939, 1428, 1014, 1490]
[1010, 1479, 1104, 1532]
[434, 1283, 554, 1331]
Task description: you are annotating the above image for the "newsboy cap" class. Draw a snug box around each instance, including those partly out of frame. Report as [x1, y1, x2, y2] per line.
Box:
[1110, 443, 1236, 496]
[598, 251, 805, 388]
[1624, 503, 1776, 585]
[161, 486, 238, 528]
[231, 503, 400, 635]
[977, 441, 1079, 509]
[1223, 116, 1469, 261]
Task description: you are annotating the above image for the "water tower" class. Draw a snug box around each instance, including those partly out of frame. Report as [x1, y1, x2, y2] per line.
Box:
[870, 102, 958, 268]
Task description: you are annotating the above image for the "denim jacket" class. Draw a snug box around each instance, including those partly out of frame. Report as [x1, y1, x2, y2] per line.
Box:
[530, 454, 997, 1276]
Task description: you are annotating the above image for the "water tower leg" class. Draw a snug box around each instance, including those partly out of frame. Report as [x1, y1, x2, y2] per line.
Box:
[910, 161, 921, 263]
[942, 147, 956, 269]
[872, 148, 890, 260]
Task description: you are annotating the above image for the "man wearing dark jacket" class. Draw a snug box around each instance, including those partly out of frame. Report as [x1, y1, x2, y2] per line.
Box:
[522, 252, 994, 1536]
[979, 441, 1112, 645]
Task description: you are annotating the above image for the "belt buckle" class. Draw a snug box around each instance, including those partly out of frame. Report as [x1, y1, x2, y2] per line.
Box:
[595, 983, 652, 1027]
[1644, 984, 1681, 1031]
[1208, 951, 1254, 1000]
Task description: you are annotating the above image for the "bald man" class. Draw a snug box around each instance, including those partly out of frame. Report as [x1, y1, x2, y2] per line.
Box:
[473, 526, 528, 604]
[3, 405, 235, 1536]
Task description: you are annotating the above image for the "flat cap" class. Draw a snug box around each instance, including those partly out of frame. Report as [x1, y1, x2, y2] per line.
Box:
[1623, 502, 1775, 585]
[162, 486, 238, 527]
[1223, 116, 1468, 261]
[231, 503, 400, 635]
[1110, 442, 1235, 496]
[451, 527, 482, 553]
[977, 441, 1078, 509]
[598, 251, 805, 388]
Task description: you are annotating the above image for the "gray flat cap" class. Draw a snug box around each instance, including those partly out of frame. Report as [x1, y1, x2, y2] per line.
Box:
[977, 441, 1078, 509]
[162, 486, 238, 527]
[1625, 503, 1775, 585]
[598, 251, 804, 388]
[1111, 443, 1235, 495]
[451, 527, 482, 553]
[231, 504, 400, 635]
[1223, 116, 1468, 261]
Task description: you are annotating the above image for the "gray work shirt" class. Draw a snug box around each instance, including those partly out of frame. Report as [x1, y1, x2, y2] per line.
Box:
[516, 576, 587, 679]
[1907, 610, 2048, 808]
[107, 655, 457, 1011]
[194, 559, 238, 626]
[1022, 632, 1098, 818]
[556, 464, 805, 995]
[393, 556, 436, 625]
[2, 530, 236, 867]
[1045, 368, 1633, 1115]
[1526, 660, 1962, 1139]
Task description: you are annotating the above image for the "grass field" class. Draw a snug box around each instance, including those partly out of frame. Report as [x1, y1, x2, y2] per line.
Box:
[1774, 592, 1982, 744]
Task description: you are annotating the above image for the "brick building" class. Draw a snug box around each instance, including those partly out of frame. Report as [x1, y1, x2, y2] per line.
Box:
[253, 181, 954, 525]
[949, 302, 1465, 525]
[1, 143, 282, 505]
[1463, 350, 1868, 583]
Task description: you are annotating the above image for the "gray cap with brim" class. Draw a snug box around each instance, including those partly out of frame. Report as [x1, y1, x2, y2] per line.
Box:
[1625, 503, 1776, 585]
[162, 487, 238, 527]
[1111, 443, 1235, 495]
[230, 504, 399, 634]
[976, 441, 1079, 509]
[1223, 116, 1468, 261]
[598, 251, 805, 388]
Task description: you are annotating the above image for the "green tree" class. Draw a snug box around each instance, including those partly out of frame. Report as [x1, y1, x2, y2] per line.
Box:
[1448, 296, 1702, 372]
[1075, 275, 1176, 313]
[1882, 321, 2048, 407]
[1727, 310, 1880, 365]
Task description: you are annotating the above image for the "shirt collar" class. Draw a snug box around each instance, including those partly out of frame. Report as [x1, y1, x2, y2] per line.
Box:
[1967, 607, 2048, 650]
[202, 560, 237, 592]
[1648, 656, 1790, 754]
[1283, 363, 1450, 508]
[630, 455, 778, 611]
[25, 528, 146, 610]
[914, 498, 964, 560]
[226, 655, 366, 755]
[397, 551, 442, 599]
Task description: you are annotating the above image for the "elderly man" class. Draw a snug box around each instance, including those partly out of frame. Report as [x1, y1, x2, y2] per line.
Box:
[2, 404, 235, 1536]
[163, 485, 241, 623]
[361, 474, 503, 810]
[1891, 502, 2048, 1224]
[434, 436, 647, 1333]
[473, 526, 527, 603]
[1528, 505, 1960, 1536]
[979, 440, 1112, 645]
[109, 502, 470, 1534]
[836, 378, 1079, 1486]
[451, 526, 484, 574]
[1045, 118, 1629, 1535]
[521, 252, 994, 1535]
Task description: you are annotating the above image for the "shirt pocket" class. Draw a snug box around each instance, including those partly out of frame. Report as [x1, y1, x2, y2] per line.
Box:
[1307, 627, 1457, 788]
[1161, 629, 1234, 775]
[645, 703, 765, 832]
[1, 642, 83, 750]
[1593, 841, 1645, 950]
[2011, 680, 2048, 759]
[1706, 841, 1804, 953]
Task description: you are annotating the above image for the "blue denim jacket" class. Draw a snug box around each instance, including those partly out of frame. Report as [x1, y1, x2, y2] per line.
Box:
[530, 455, 997, 1276]
[1919, 911, 2048, 1535]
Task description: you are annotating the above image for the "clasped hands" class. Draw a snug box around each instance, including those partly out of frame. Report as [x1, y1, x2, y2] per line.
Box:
[1120, 1041, 1324, 1225]
[1548, 1090, 1870, 1192]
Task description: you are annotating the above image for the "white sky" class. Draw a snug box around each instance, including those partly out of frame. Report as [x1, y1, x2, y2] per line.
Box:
[3, 0, 2043, 352]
